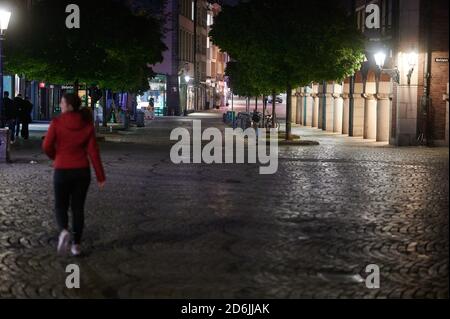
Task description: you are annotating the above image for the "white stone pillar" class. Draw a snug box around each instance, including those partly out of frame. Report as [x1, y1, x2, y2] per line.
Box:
[333, 83, 344, 134]
[297, 89, 304, 125]
[318, 83, 325, 129]
[291, 91, 298, 125]
[363, 94, 377, 140]
[295, 90, 301, 125]
[352, 83, 365, 137]
[319, 83, 335, 132]
[363, 81, 377, 140]
[312, 84, 319, 128]
[376, 81, 392, 142]
[376, 95, 391, 142]
[305, 87, 314, 127]
[325, 83, 335, 132]
[342, 82, 350, 135]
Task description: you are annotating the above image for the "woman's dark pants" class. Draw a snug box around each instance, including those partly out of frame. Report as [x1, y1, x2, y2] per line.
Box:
[54, 168, 91, 244]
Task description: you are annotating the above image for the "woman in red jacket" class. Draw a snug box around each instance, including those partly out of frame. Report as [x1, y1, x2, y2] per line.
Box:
[43, 93, 105, 256]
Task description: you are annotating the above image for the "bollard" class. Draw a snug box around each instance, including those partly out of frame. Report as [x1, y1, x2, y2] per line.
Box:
[122, 113, 130, 130]
[0, 128, 10, 163]
[136, 111, 145, 128]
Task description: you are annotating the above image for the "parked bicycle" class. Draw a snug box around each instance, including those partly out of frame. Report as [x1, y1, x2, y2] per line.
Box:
[264, 114, 280, 130]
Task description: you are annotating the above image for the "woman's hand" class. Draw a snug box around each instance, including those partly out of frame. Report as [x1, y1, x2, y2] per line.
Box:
[98, 181, 106, 190]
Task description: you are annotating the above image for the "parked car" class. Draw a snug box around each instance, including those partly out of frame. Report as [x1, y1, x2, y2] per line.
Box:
[267, 95, 283, 104]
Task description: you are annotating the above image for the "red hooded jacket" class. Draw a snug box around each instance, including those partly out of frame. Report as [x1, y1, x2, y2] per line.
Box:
[42, 112, 106, 183]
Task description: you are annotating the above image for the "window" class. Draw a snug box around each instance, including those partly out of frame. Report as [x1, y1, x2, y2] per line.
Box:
[207, 13, 213, 26]
[356, 8, 365, 32]
[380, 0, 393, 35]
[180, 0, 194, 21]
[179, 28, 194, 63]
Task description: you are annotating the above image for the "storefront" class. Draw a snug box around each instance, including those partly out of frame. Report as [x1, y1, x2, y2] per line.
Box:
[137, 75, 168, 116]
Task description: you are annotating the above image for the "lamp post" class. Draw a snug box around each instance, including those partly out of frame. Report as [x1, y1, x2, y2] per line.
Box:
[374, 50, 417, 86]
[184, 75, 191, 116]
[374, 51, 400, 85]
[0, 9, 12, 126]
[405, 52, 418, 86]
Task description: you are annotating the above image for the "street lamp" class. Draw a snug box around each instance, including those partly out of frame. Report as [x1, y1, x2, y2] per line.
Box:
[373, 50, 400, 84]
[374, 52, 386, 69]
[0, 9, 12, 127]
[405, 52, 418, 86]
[0, 10, 11, 32]
[183, 75, 191, 115]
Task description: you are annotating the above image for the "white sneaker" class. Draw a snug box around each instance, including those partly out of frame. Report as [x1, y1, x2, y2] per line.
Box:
[57, 230, 70, 255]
[71, 244, 82, 257]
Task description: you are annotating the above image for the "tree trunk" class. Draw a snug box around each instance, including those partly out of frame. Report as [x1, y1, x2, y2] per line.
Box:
[74, 80, 79, 94]
[102, 89, 108, 127]
[90, 96, 96, 111]
[262, 95, 266, 128]
[286, 84, 293, 140]
[272, 91, 276, 128]
[255, 97, 258, 112]
[84, 84, 89, 107]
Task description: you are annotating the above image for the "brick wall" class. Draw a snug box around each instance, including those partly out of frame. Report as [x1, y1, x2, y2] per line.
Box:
[429, 0, 449, 141]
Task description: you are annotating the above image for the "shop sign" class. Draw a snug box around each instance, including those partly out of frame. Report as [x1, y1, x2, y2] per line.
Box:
[435, 58, 449, 63]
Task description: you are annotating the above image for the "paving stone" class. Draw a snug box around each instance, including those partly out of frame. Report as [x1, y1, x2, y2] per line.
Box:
[0, 117, 448, 298]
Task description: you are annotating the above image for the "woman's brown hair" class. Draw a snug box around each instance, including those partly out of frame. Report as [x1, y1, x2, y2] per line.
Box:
[62, 93, 93, 123]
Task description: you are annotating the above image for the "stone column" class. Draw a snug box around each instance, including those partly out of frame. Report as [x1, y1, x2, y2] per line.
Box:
[363, 94, 377, 139]
[376, 81, 392, 142]
[333, 83, 344, 134]
[351, 82, 365, 137]
[305, 87, 314, 127]
[342, 82, 350, 135]
[363, 81, 377, 140]
[325, 83, 335, 132]
[312, 83, 319, 128]
[319, 82, 335, 132]
[297, 89, 304, 125]
[318, 83, 325, 129]
[291, 90, 298, 126]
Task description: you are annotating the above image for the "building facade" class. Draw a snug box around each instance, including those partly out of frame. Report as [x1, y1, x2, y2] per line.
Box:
[3, 0, 228, 120]
[292, 0, 449, 147]
[143, 0, 213, 116]
[2, 0, 112, 122]
[206, 2, 229, 109]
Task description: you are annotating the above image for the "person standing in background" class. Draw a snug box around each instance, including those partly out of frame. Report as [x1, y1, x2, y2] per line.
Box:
[20, 96, 33, 140]
[13, 94, 25, 140]
[0, 93, 6, 128]
[3, 92, 16, 143]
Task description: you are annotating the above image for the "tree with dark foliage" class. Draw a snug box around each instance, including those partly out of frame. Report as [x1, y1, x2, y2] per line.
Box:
[210, 0, 365, 139]
[5, 0, 166, 94]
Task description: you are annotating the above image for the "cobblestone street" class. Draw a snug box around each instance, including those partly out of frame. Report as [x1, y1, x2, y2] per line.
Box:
[0, 114, 448, 299]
